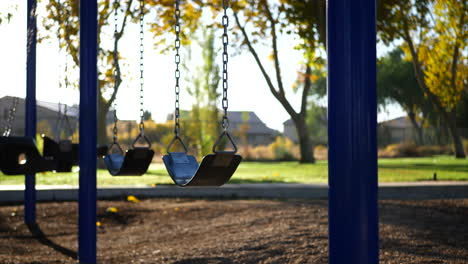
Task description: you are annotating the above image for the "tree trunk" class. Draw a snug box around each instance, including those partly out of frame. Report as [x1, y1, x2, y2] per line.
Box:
[407, 111, 424, 145]
[404, 34, 466, 159]
[294, 116, 315, 163]
[446, 112, 466, 159]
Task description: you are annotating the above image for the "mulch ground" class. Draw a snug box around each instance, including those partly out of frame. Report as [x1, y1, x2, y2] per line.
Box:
[0, 198, 467, 264]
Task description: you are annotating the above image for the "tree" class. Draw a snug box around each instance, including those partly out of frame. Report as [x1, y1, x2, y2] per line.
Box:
[142, 110, 152, 121]
[377, 48, 429, 144]
[0, 11, 13, 25]
[184, 28, 222, 157]
[378, 0, 467, 158]
[0, 2, 16, 25]
[232, 0, 326, 163]
[43, 0, 136, 145]
[43, 0, 204, 146]
[306, 103, 327, 145]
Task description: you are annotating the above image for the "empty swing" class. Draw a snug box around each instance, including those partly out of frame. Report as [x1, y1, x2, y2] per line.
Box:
[0, 97, 55, 175]
[41, 7, 79, 173]
[103, 0, 154, 176]
[42, 104, 79, 172]
[162, 0, 242, 187]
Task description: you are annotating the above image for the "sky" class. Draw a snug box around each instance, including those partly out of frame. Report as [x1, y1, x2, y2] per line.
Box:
[0, 1, 405, 131]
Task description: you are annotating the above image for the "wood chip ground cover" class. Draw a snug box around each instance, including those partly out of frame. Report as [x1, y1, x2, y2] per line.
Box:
[0, 199, 467, 263]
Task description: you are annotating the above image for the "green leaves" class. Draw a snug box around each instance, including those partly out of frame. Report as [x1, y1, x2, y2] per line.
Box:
[377, 48, 424, 113]
[422, 0, 467, 110]
[379, 0, 467, 111]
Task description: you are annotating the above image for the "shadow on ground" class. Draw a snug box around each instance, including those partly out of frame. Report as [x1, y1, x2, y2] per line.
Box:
[27, 223, 77, 260]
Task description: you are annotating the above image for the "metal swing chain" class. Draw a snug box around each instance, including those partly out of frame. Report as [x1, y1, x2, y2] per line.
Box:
[174, 0, 181, 137]
[3, 97, 19, 137]
[211, 0, 238, 154]
[55, 102, 63, 140]
[111, 0, 119, 145]
[55, 2, 64, 140]
[221, 0, 230, 131]
[138, 0, 145, 135]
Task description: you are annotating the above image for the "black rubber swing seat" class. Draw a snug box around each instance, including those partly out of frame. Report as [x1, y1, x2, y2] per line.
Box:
[103, 133, 154, 176]
[42, 136, 79, 172]
[162, 152, 242, 186]
[162, 132, 242, 186]
[104, 148, 155, 176]
[0, 136, 55, 175]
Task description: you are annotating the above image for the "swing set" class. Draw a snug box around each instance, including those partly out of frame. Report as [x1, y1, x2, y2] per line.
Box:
[0, 0, 242, 186]
[1, 0, 379, 263]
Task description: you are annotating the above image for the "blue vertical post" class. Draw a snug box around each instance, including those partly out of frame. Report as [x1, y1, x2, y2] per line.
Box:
[327, 0, 378, 263]
[25, 0, 37, 225]
[79, 0, 98, 263]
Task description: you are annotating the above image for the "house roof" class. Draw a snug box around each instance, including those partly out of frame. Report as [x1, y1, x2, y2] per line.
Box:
[379, 116, 416, 129]
[0, 96, 115, 119]
[283, 119, 295, 126]
[0, 96, 79, 117]
[167, 110, 278, 135]
[283, 107, 328, 127]
[37, 100, 79, 117]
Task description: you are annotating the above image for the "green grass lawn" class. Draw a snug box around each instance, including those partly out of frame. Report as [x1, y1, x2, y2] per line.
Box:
[0, 156, 467, 186]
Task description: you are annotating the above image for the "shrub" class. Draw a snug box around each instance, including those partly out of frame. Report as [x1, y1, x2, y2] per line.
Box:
[239, 145, 274, 161]
[379, 142, 419, 158]
[237, 137, 299, 161]
[464, 139, 468, 155]
[416, 145, 453, 156]
[378, 142, 454, 158]
[269, 137, 298, 161]
[314, 145, 328, 160]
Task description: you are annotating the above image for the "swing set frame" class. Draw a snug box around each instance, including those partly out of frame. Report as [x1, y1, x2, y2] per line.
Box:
[19, 0, 378, 263]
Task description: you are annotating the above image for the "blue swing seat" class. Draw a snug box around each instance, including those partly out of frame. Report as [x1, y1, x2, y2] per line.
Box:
[162, 152, 242, 186]
[104, 147, 154, 176]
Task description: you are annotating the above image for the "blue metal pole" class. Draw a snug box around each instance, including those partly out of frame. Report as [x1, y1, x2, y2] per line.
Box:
[327, 0, 378, 263]
[25, 0, 37, 226]
[78, 0, 98, 263]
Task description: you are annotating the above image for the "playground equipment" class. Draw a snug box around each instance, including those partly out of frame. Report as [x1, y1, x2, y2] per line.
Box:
[41, 24, 80, 173]
[42, 106, 79, 173]
[162, 0, 242, 186]
[10, 0, 379, 263]
[103, 0, 154, 176]
[0, 98, 55, 175]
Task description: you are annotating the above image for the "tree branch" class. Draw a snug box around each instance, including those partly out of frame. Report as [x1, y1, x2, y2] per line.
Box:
[300, 64, 312, 115]
[233, 11, 298, 118]
[450, 9, 465, 94]
[56, 0, 79, 66]
[262, 1, 286, 97]
[106, 0, 134, 109]
[403, 27, 448, 120]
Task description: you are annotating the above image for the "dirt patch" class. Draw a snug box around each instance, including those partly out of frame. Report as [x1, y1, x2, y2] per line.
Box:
[0, 199, 467, 264]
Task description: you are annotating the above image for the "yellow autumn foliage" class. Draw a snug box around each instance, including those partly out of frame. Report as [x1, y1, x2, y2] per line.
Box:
[403, 0, 467, 110]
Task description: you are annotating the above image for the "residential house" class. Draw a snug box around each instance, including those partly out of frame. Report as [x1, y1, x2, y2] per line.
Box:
[283, 119, 299, 143]
[166, 110, 278, 146]
[0, 96, 115, 138]
[283, 107, 328, 145]
[378, 116, 417, 145]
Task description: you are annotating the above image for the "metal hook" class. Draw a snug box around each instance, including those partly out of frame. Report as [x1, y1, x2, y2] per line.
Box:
[212, 130, 238, 154]
[132, 132, 152, 149]
[107, 141, 124, 155]
[167, 135, 188, 154]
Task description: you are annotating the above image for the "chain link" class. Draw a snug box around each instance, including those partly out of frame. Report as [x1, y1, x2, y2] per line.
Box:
[174, 0, 181, 136]
[55, 102, 63, 139]
[138, 0, 145, 135]
[112, 0, 119, 144]
[221, 0, 230, 130]
[3, 97, 19, 137]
